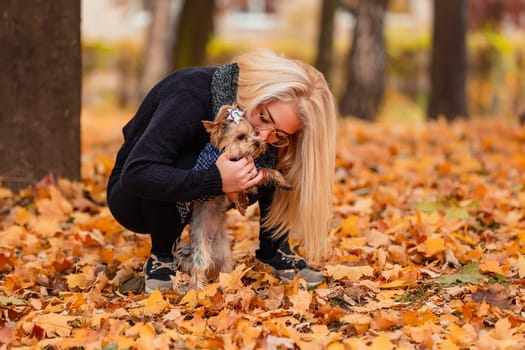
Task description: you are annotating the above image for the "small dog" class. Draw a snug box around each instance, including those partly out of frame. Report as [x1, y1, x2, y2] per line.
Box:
[178, 104, 292, 289]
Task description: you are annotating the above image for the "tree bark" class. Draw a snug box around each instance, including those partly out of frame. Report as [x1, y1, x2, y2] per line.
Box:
[140, 0, 183, 99]
[315, 0, 338, 85]
[339, 0, 387, 120]
[0, 0, 81, 191]
[427, 0, 468, 120]
[172, 0, 215, 70]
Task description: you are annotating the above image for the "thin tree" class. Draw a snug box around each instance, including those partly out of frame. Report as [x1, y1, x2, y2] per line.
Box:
[140, 0, 183, 99]
[427, 0, 468, 120]
[315, 0, 339, 86]
[172, 0, 215, 70]
[0, 0, 81, 190]
[339, 0, 387, 120]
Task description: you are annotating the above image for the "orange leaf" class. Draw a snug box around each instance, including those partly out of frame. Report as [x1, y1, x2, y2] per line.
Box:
[337, 215, 361, 237]
[424, 235, 445, 256]
[325, 264, 373, 281]
[219, 263, 250, 292]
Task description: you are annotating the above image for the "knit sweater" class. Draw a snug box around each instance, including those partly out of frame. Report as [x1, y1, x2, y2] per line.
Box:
[112, 63, 277, 225]
[176, 142, 278, 223]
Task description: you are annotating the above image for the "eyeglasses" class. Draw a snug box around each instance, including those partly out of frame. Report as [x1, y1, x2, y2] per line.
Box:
[252, 108, 292, 147]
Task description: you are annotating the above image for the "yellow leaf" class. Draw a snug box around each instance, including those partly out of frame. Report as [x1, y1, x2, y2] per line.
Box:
[219, 263, 250, 292]
[325, 264, 374, 281]
[13, 206, 31, 225]
[341, 314, 371, 335]
[143, 289, 169, 315]
[517, 255, 525, 279]
[479, 260, 505, 276]
[35, 186, 73, 221]
[446, 323, 475, 347]
[338, 215, 361, 237]
[0, 225, 26, 248]
[370, 333, 394, 350]
[451, 232, 476, 246]
[327, 342, 345, 350]
[0, 187, 13, 199]
[65, 266, 96, 290]
[439, 339, 460, 350]
[289, 290, 312, 316]
[31, 314, 80, 337]
[424, 236, 445, 256]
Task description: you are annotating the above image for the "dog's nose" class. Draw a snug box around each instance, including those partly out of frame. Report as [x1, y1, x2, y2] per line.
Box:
[254, 141, 261, 148]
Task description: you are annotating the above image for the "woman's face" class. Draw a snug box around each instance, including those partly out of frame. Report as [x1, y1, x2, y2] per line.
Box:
[248, 100, 301, 147]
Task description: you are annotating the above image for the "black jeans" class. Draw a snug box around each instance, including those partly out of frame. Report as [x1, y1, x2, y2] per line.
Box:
[107, 169, 186, 257]
[106, 169, 285, 259]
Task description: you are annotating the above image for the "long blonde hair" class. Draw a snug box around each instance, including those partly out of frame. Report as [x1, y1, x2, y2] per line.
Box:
[236, 49, 337, 261]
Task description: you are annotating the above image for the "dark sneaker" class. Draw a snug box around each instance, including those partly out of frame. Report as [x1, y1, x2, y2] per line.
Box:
[256, 242, 324, 288]
[143, 254, 179, 293]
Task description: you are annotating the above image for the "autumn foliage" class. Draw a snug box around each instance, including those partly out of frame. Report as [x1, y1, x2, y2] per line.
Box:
[1, 116, 525, 349]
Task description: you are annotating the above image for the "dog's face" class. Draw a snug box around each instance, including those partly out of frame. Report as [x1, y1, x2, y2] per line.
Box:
[202, 105, 267, 159]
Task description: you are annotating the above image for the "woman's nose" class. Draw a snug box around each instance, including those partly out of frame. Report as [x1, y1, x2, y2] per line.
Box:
[257, 129, 272, 140]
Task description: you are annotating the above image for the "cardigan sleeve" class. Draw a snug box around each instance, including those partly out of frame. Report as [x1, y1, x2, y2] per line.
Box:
[119, 90, 223, 202]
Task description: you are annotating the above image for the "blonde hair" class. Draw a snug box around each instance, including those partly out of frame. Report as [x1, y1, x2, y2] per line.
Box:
[235, 49, 337, 261]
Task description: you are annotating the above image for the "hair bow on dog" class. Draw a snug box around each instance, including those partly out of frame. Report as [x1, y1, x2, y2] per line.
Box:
[227, 107, 244, 124]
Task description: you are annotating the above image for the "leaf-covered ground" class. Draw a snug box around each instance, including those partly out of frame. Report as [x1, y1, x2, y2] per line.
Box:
[1, 114, 525, 349]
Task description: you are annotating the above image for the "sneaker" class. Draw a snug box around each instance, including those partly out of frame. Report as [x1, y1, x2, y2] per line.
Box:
[143, 254, 179, 293]
[256, 241, 324, 288]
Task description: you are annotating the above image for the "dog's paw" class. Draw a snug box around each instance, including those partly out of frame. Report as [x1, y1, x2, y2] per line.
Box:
[278, 182, 293, 191]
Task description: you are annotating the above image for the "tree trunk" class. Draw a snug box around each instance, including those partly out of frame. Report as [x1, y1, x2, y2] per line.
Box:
[339, 0, 387, 120]
[315, 0, 338, 85]
[140, 0, 183, 99]
[427, 0, 468, 120]
[0, 0, 81, 191]
[172, 0, 215, 70]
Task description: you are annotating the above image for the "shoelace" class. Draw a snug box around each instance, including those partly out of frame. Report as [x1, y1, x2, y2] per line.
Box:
[149, 259, 178, 273]
[277, 248, 306, 268]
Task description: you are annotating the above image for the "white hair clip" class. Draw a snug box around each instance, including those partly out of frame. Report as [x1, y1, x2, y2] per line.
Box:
[227, 107, 244, 124]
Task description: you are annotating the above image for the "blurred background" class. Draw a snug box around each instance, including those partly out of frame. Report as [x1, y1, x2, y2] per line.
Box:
[82, 0, 525, 123]
[2, 0, 525, 190]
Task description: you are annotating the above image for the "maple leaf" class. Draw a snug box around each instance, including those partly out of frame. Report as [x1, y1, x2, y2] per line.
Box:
[219, 263, 250, 292]
[436, 262, 487, 285]
[27, 314, 80, 338]
[424, 235, 446, 256]
[325, 264, 374, 281]
[337, 215, 361, 237]
[289, 289, 312, 316]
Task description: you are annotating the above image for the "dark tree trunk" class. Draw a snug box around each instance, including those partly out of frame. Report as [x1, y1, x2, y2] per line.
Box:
[315, 0, 338, 85]
[427, 0, 468, 120]
[0, 0, 81, 191]
[339, 0, 387, 120]
[172, 0, 215, 70]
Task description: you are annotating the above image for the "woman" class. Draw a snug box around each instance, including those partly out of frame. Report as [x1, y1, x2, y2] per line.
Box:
[107, 49, 337, 292]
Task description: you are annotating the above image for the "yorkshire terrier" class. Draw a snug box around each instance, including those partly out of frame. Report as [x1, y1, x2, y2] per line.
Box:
[178, 104, 292, 289]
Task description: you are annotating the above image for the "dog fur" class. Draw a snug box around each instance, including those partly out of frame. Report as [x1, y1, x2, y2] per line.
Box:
[177, 104, 292, 289]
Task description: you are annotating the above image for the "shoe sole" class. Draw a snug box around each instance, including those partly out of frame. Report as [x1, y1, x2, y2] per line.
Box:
[256, 260, 324, 288]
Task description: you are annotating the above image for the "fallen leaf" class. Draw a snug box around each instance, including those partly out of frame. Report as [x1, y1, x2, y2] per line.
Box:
[325, 264, 374, 281]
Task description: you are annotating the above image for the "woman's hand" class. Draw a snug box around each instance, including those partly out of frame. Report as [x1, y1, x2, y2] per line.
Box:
[215, 152, 264, 193]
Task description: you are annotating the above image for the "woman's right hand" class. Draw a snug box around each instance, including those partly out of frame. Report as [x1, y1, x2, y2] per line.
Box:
[215, 152, 264, 193]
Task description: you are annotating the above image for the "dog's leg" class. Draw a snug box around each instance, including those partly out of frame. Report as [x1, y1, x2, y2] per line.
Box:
[188, 196, 231, 289]
[259, 168, 293, 190]
[188, 203, 212, 290]
[213, 228, 233, 276]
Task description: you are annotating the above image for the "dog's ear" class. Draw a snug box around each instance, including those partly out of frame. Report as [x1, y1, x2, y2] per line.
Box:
[202, 119, 224, 148]
[202, 120, 218, 134]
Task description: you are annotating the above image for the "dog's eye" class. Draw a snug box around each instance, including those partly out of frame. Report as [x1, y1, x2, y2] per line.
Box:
[237, 134, 246, 141]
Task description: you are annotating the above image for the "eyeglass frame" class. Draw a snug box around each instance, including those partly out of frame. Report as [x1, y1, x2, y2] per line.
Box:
[250, 106, 293, 147]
